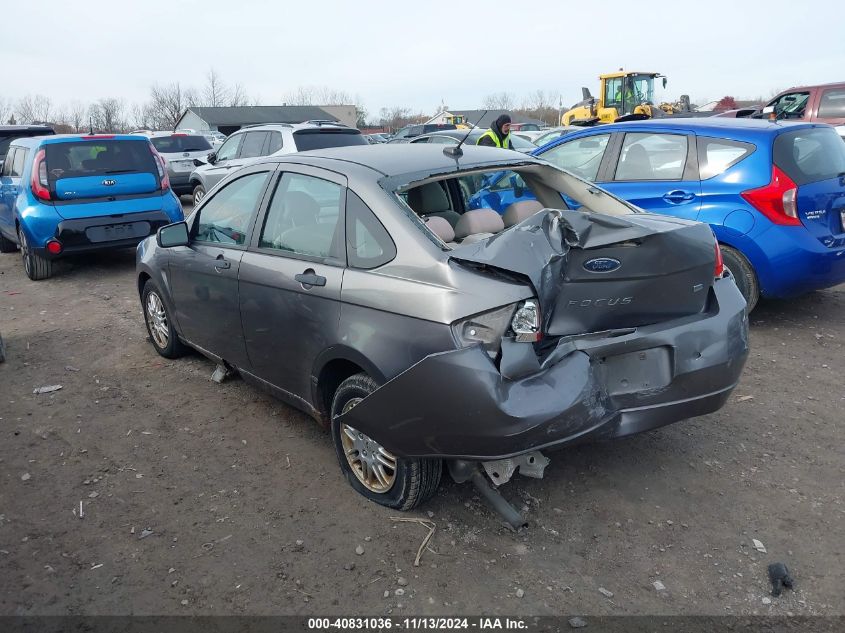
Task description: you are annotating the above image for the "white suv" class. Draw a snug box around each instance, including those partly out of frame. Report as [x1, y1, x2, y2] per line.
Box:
[188, 122, 366, 205]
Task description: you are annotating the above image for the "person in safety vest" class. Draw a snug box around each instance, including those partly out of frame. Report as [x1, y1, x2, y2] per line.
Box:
[476, 114, 513, 149]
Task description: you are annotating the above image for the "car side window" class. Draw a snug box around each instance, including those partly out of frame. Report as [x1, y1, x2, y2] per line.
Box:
[817, 89, 845, 118]
[11, 148, 28, 177]
[346, 190, 396, 269]
[769, 91, 810, 119]
[194, 171, 270, 246]
[258, 172, 343, 259]
[215, 134, 242, 161]
[697, 137, 755, 180]
[615, 133, 688, 181]
[541, 134, 610, 181]
[266, 131, 283, 154]
[2, 148, 16, 177]
[240, 132, 269, 159]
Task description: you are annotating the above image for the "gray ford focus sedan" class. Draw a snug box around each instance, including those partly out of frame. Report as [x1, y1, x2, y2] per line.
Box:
[136, 144, 749, 522]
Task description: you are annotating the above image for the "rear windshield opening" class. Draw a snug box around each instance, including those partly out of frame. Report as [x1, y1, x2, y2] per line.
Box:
[45, 140, 158, 182]
[399, 163, 636, 248]
[151, 135, 212, 153]
[773, 127, 845, 186]
[292, 129, 368, 152]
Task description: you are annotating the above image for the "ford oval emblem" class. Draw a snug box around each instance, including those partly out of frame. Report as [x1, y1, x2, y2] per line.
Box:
[583, 257, 621, 273]
[102, 179, 116, 186]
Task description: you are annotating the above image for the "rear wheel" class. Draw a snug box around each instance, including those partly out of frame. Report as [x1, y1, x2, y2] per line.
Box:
[192, 184, 206, 207]
[0, 232, 17, 253]
[331, 373, 441, 510]
[18, 228, 52, 281]
[721, 244, 759, 312]
[142, 280, 186, 359]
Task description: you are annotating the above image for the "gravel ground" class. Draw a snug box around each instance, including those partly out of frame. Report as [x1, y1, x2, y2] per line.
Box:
[0, 228, 843, 617]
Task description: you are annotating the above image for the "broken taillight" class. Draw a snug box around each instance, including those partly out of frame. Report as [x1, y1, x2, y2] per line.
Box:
[511, 299, 542, 342]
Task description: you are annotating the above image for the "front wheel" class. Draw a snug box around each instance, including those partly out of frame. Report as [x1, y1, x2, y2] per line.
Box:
[141, 280, 186, 359]
[331, 373, 441, 510]
[721, 244, 759, 313]
[18, 228, 51, 281]
[192, 184, 206, 207]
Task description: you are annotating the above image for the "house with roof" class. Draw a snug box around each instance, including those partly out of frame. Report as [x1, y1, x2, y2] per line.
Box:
[175, 105, 358, 135]
[424, 109, 547, 129]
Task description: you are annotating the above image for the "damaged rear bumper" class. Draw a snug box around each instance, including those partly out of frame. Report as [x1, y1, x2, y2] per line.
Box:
[338, 277, 749, 460]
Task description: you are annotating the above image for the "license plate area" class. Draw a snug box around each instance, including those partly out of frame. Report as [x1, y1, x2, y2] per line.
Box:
[85, 221, 151, 243]
[598, 346, 672, 396]
[175, 160, 195, 172]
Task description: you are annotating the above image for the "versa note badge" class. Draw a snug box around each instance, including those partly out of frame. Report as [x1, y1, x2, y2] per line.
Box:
[102, 179, 116, 186]
[583, 257, 622, 273]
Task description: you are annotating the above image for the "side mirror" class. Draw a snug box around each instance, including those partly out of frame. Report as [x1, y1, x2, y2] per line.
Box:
[157, 221, 189, 248]
[207, 151, 217, 165]
[762, 105, 775, 115]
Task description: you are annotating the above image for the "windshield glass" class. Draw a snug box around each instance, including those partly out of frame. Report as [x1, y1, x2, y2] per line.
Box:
[774, 127, 845, 185]
[151, 135, 212, 153]
[292, 130, 368, 151]
[44, 140, 157, 180]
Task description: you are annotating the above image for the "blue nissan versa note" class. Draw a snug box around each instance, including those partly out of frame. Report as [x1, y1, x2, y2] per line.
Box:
[470, 119, 845, 310]
[0, 134, 183, 280]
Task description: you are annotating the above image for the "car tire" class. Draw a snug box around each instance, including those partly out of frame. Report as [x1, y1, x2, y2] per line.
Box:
[192, 184, 206, 207]
[721, 244, 759, 313]
[331, 373, 441, 511]
[18, 228, 51, 281]
[0, 232, 17, 253]
[141, 280, 186, 359]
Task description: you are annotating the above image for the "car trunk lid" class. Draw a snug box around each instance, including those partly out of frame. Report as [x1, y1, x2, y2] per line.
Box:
[451, 209, 717, 336]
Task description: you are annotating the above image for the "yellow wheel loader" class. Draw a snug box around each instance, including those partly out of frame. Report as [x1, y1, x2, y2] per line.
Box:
[562, 71, 696, 126]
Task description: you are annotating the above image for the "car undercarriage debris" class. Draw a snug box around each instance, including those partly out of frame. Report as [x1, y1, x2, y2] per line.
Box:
[449, 460, 527, 531]
[482, 451, 550, 486]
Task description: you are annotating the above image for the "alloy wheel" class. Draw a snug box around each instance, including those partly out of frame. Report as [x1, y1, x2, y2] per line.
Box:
[339, 399, 397, 493]
[18, 230, 30, 276]
[145, 291, 170, 349]
[194, 189, 204, 206]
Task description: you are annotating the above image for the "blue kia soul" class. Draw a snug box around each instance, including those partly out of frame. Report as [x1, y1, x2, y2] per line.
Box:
[0, 134, 183, 280]
[470, 119, 845, 310]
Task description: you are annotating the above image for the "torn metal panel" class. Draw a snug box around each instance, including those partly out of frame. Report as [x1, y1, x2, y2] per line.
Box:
[336, 278, 748, 461]
[451, 209, 718, 336]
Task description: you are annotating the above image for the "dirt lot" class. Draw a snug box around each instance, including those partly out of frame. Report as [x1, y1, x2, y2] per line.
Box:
[1, 219, 843, 617]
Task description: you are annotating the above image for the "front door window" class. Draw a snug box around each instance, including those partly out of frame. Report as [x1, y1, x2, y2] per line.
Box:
[194, 172, 270, 245]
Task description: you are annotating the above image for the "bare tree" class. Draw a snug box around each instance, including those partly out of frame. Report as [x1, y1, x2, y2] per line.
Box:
[229, 83, 249, 107]
[148, 83, 192, 130]
[89, 98, 125, 132]
[283, 85, 355, 106]
[517, 89, 561, 125]
[377, 106, 425, 132]
[482, 92, 516, 111]
[16, 94, 54, 123]
[0, 98, 12, 125]
[68, 101, 87, 132]
[202, 68, 229, 107]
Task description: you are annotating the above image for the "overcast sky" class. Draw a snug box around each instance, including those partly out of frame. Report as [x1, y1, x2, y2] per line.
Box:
[2, 0, 843, 119]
